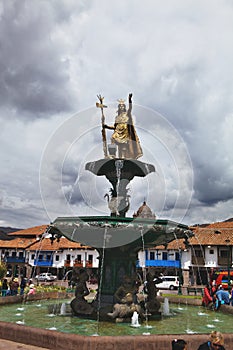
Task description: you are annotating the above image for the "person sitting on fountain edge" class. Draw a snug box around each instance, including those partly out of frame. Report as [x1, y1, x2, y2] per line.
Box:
[214, 285, 230, 310]
[197, 331, 225, 350]
[171, 339, 188, 350]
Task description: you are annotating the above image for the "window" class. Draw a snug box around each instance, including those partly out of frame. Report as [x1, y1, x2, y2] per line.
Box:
[88, 255, 93, 262]
[162, 252, 168, 260]
[194, 249, 204, 258]
[55, 255, 59, 261]
[76, 254, 82, 262]
[175, 252, 180, 261]
[209, 249, 214, 255]
[150, 252, 155, 260]
[12, 251, 17, 257]
[19, 252, 23, 258]
[220, 250, 228, 258]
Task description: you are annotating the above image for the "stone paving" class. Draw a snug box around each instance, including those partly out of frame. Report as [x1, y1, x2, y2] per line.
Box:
[0, 339, 49, 350]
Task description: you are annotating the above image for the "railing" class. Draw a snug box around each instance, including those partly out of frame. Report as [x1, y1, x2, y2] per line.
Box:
[34, 259, 53, 267]
[191, 256, 205, 265]
[218, 256, 231, 266]
[73, 260, 83, 267]
[144, 259, 180, 268]
[4, 257, 25, 263]
[64, 260, 71, 267]
[85, 260, 93, 268]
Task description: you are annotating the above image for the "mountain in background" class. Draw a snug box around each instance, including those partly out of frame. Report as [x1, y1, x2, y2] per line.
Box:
[224, 218, 233, 222]
[192, 217, 233, 227]
[0, 227, 21, 240]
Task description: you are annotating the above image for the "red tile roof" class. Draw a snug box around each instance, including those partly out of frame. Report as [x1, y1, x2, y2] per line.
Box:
[8, 225, 48, 237]
[4, 221, 233, 252]
[26, 237, 91, 251]
[0, 237, 36, 249]
[151, 222, 233, 250]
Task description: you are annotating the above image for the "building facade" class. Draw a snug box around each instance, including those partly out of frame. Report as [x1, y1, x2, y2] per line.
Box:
[0, 221, 233, 286]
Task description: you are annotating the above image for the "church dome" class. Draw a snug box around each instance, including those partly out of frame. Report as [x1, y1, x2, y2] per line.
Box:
[133, 201, 156, 219]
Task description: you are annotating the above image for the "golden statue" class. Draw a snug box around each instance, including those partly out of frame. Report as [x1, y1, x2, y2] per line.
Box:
[97, 93, 143, 159]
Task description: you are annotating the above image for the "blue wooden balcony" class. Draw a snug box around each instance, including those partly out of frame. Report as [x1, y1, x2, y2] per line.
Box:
[5, 257, 25, 263]
[137, 259, 180, 268]
[34, 259, 53, 267]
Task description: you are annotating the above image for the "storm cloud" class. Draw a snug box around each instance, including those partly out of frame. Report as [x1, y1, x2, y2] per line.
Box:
[1, 0, 233, 228]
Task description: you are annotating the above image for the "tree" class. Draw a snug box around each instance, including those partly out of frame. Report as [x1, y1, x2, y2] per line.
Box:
[0, 261, 7, 280]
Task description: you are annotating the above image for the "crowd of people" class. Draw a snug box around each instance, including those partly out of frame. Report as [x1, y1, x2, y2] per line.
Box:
[0, 276, 36, 297]
[202, 281, 233, 310]
[171, 331, 226, 350]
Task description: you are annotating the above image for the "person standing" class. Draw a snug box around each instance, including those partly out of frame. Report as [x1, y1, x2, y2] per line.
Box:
[20, 277, 27, 295]
[10, 277, 19, 296]
[197, 331, 225, 350]
[1, 278, 8, 296]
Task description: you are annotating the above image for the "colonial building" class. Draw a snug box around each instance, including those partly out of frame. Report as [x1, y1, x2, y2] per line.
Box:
[1, 217, 233, 286]
[143, 221, 233, 286]
[0, 225, 99, 279]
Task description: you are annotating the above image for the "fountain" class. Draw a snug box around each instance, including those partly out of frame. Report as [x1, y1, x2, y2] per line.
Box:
[48, 93, 193, 322]
[3, 94, 232, 349]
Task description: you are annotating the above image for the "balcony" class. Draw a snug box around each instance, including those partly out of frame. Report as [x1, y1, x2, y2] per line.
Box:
[85, 260, 93, 268]
[34, 259, 53, 267]
[144, 259, 180, 268]
[191, 256, 205, 265]
[64, 260, 71, 267]
[73, 260, 83, 267]
[5, 257, 25, 263]
[218, 256, 232, 266]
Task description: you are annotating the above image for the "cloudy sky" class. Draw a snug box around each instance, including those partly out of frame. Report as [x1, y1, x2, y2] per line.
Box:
[0, 0, 233, 229]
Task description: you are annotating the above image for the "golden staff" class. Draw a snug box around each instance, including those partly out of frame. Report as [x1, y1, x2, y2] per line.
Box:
[96, 94, 108, 158]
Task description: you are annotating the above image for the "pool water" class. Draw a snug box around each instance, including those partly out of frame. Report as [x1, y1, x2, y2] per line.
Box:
[0, 299, 232, 336]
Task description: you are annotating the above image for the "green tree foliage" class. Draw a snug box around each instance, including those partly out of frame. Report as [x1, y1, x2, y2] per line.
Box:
[0, 261, 7, 280]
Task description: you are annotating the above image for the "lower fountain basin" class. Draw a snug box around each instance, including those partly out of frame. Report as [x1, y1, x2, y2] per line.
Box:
[0, 299, 233, 336]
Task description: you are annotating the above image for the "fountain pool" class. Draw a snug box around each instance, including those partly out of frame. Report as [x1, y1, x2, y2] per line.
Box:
[0, 299, 232, 336]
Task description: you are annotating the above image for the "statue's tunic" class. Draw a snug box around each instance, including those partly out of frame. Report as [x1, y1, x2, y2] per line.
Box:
[111, 111, 143, 159]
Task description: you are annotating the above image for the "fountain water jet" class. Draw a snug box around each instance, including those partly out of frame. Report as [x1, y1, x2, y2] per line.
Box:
[163, 298, 171, 316]
[131, 311, 140, 327]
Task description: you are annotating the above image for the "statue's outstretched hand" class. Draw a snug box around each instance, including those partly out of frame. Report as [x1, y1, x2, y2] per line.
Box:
[129, 93, 133, 102]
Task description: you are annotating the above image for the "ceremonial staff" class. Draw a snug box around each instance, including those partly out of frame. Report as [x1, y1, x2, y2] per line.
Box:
[96, 94, 108, 158]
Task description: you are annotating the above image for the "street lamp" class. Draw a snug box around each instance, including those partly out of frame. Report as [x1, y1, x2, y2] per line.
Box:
[225, 239, 231, 292]
[178, 248, 183, 295]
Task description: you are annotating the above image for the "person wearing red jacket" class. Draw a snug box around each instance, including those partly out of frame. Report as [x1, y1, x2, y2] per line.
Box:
[202, 284, 213, 307]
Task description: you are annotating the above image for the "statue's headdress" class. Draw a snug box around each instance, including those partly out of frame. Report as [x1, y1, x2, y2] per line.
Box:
[117, 99, 126, 112]
[117, 99, 125, 105]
